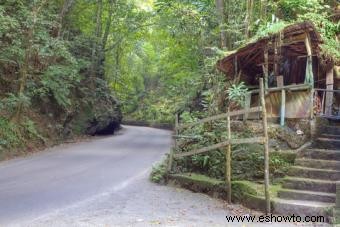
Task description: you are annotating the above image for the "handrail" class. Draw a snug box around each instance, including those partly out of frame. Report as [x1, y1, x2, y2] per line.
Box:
[314, 89, 340, 92]
[249, 84, 311, 94]
[173, 137, 265, 158]
[176, 106, 262, 130]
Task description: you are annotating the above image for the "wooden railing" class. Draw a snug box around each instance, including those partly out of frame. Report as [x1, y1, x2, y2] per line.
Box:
[314, 89, 340, 119]
[168, 78, 271, 214]
[248, 83, 312, 126]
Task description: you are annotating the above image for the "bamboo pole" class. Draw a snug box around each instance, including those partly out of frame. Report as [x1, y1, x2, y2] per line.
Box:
[174, 137, 265, 158]
[264, 44, 269, 90]
[325, 66, 334, 116]
[310, 88, 314, 120]
[177, 107, 262, 130]
[243, 93, 251, 122]
[248, 83, 311, 95]
[274, 38, 279, 78]
[168, 113, 179, 172]
[280, 89, 286, 126]
[226, 108, 232, 204]
[260, 78, 271, 214]
[309, 88, 315, 138]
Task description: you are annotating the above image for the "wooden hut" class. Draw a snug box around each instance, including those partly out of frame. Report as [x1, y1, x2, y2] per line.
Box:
[217, 21, 338, 123]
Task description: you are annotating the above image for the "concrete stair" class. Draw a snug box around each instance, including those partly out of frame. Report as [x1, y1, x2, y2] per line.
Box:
[278, 189, 336, 203]
[320, 134, 340, 140]
[288, 166, 340, 181]
[316, 137, 340, 149]
[300, 148, 340, 161]
[276, 122, 339, 222]
[282, 177, 336, 193]
[272, 198, 333, 218]
[322, 125, 340, 135]
[295, 158, 340, 171]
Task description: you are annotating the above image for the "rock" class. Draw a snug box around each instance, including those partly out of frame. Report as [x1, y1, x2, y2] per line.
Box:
[70, 82, 122, 136]
[276, 127, 308, 149]
[85, 93, 122, 135]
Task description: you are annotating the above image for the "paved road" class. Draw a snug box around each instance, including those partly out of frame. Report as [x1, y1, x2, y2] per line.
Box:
[0, 126, 171, 225]
[0, 125, 264, 226]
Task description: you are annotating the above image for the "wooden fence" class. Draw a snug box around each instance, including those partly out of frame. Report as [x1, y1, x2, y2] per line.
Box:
[168, 78, 271, 214]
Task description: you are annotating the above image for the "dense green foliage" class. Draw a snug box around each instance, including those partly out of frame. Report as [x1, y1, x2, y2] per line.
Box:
[0, 0, 123, 154]
[114, 0, 338, 124]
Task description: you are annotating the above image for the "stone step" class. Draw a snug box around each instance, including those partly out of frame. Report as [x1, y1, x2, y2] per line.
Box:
[295, 158, 340, 171]
[272, 198, 333, 220]
[282, 177, 336, 193]
[316, 137, 340, 149]
[288, 166, 340, 181]
[321, 126, 340, 135]
[321, 133, 340, 139]
[277, 189, 336, 203]
[300, 149, 340, 161]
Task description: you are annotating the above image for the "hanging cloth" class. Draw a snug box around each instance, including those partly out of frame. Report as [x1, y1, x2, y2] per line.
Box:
[304, 56, 314, 86]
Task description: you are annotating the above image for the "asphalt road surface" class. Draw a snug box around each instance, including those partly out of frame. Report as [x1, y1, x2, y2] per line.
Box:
[0, 125, 266, 227]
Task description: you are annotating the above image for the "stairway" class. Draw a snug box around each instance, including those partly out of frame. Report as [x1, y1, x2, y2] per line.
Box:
[274, 123, 340, 220]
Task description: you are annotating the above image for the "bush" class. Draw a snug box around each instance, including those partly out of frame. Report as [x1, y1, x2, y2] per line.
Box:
[150, 158, 168, 184]
[0, 117, 21, 151]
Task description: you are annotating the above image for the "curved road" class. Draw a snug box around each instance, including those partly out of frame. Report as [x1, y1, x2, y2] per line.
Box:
[0, 125, 256, 226]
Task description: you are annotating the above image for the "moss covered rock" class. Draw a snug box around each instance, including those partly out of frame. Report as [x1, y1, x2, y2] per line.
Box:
[71, 83, 122, 136]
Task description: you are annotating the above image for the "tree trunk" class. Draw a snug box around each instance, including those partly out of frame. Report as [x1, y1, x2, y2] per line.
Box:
[90, 0, 103, 87]
[261, 0, 267, 22]
[57, 0, 75, 38]
[97, 0, 116, 80]
[215, 0, 227, 49]
[245, 0, 254, 39]
[102, 0, 116, 50]
[225, 0, 231, 49]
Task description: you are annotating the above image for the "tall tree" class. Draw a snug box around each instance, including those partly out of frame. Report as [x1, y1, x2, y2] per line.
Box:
[12, 0, 48, 122]
[215, 0, 227, 49]
[245, 0, 254, 39]
[56, 0, 75, 37]
[90, 0, 103, 86]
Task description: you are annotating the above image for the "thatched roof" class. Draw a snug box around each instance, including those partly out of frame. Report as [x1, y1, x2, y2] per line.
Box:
[216, 21, 331, 80]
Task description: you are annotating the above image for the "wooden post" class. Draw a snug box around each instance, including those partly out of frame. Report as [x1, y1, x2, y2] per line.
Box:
[168, 113, 179, 172]
[277, 76, 284, 87]
[310, 89, 315, 139]
[243, 93, 251, 121]
[325, 66, 334, 116]
[310, 88, 314, 120]
[260, 78, 271, 214]
[226, 108, 232, 204]
[305, 34, 312, 60]
[234, 56, 238, 78]
[280, 89, 286, 126]
[304, 34, 314, 86]
[264, 44, 269, 90]
[321, 90, 326, 115]
[336, 181, 340, 208]
[274, 38, 279, 78]
[335, 181, 340, 224]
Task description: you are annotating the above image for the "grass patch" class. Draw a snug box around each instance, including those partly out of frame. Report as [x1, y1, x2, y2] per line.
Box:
[167, 172, 282, 204]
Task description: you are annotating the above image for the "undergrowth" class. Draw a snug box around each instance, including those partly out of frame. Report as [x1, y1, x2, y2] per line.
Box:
[0, 117, 45, 155]
[150, 158, 168, 184]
